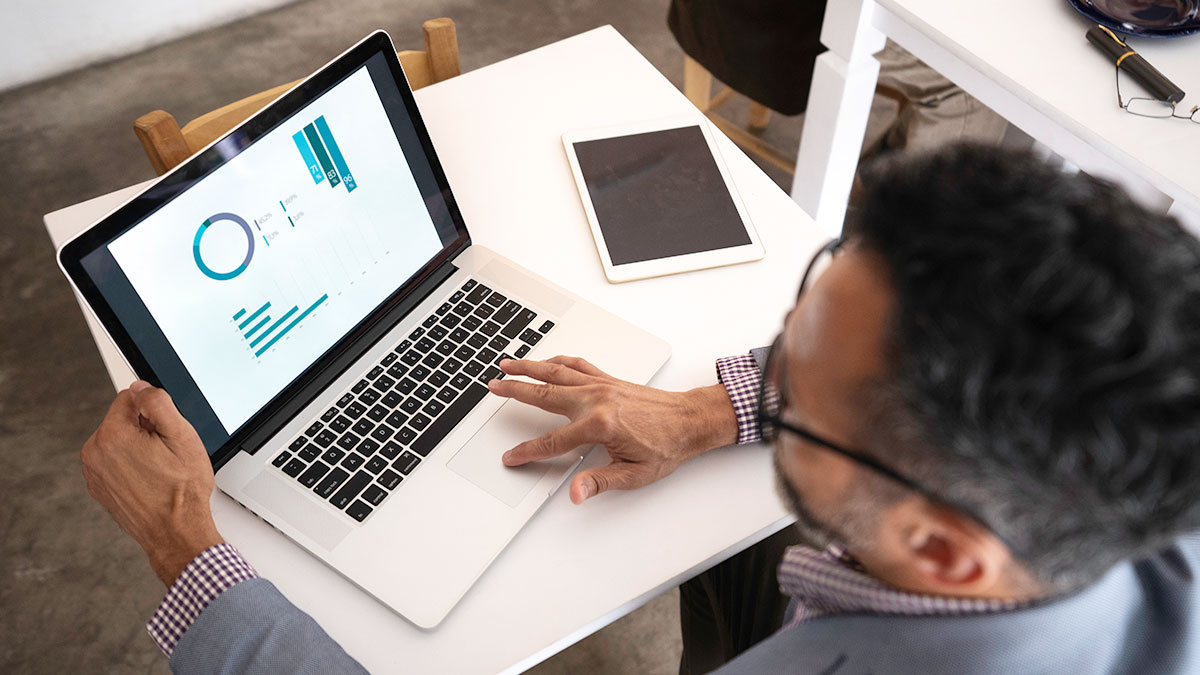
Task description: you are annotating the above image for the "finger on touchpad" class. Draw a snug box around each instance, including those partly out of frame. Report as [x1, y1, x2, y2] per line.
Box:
[447, 402, 555, 507]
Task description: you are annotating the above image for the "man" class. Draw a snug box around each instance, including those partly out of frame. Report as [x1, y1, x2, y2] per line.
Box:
[81, 145, 1200, 673]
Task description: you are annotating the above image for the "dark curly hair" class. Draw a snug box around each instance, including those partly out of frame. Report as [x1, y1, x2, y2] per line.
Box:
[848, 144, 1200, 591]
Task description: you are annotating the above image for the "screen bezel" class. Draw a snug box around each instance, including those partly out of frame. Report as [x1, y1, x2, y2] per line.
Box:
[561, 115, 764, 283]
[57, 31, 472, 469]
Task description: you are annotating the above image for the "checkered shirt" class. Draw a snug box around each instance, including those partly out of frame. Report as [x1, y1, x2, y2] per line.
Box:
[716, 353, 764, 445]
[146, 543, 258, 656]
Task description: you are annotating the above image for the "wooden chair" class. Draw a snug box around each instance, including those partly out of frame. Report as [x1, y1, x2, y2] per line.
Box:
[134, 18, 460, 175]
[683, 55, 908, 175]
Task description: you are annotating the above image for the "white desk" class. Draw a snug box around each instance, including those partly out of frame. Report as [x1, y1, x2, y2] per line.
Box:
[45, 26, 824, 674]
[794, 0, 1200, 235]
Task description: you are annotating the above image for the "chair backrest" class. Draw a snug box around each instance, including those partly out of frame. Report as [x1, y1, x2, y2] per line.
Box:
[134, 18, 460, 175]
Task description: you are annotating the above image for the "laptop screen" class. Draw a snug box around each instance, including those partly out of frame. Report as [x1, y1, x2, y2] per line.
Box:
[73, 45, 464, 455]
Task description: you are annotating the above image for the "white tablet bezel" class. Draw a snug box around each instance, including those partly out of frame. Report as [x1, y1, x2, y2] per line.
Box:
[562, 115, 765, 283]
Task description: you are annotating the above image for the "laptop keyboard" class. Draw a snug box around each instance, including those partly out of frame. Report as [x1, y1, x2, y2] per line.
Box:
[269, 278, 555, 523]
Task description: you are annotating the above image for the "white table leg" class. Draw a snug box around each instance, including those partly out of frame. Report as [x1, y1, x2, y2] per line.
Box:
[792, 0, 886, 236]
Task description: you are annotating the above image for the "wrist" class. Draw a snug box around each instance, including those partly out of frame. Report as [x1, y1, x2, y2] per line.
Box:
[681, 384, 740, 458]
[145, 509, 224, 587]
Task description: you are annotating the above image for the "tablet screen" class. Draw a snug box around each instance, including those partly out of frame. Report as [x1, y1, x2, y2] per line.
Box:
[572, 125, 751, 266]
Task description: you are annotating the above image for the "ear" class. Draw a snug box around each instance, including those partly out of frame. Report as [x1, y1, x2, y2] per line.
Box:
[885, 501, 1010, 597]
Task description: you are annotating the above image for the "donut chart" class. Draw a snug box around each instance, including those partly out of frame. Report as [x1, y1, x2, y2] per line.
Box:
[193, 212, 255, 281]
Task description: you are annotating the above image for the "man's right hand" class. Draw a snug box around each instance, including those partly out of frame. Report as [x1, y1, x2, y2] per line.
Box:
[488, 356, 739, 504]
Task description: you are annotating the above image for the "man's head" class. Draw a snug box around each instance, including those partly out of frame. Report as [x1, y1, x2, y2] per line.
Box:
[772, 144, 1200, 600]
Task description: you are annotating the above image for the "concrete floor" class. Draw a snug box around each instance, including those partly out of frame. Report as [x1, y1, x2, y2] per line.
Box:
[0, 1, 901, 673]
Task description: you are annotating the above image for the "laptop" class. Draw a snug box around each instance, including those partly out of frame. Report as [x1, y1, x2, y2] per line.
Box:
[58, 31, 670, 628]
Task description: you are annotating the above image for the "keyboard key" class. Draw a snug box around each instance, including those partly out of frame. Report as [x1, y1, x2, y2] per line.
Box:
[472, 304, 495, 320]
[362, 485, 388, 505]
[450, 327, 470, 343]
[366, 404, 388, 423]
[462, 315, 483, 331]
[463, 360, 485, 377]
[365, 456, 388, 474]
[283, 457, 306, 477]
[386, 362, 408, 379]
[481, 366, 503, 383]
[298, 444, 320, 463]
[450, 290, 465, 303]
[515, 344, 530, 358]
[304, 422, 323, 438]
[381, 352, 398, 367]
[485, 292, 507, 308]
[497, 352, 514, 365]
[520, 328, 542, 345]
[396, 427, 417, 445]
[320, 407, 338, 423]
[378, 469, 403, 490]
[538, 320, 555, 333]
[321, 447, 346, 465]
[454, 345, 475, 362]
[467, 333, 488, 350]
[435, 302, 453, 316]
[400, 399, 421, 414]
[400, 349, 421, 365]
[298, 461, 330, 488]
[422, 353, 444, 369]
[440, 313, 462, 328]
[345, 402, 367, 419]
[351, 419, 374, 437]
[341, 453, 364, 471]
[408, 326, 424, 340]
[336, 433, 360, 451]
[423, 399, 445, 416]
[372, 374, 396, 392]
[489, 335, 511, 352]
[493, 300, 520, 325]
[385, 410, 408, 428]
[336, 393, 354, 408]
[436, 340, 455, 356]
[450, 373, 472, 390]
[394, 451, 421, 475]
[428, 370, 449, 387]
[288, 437, 306, 452]
[428, 325, 448, 340]
[380, 441, 403, 460]
[331, 471, 373, 510]
[502, 308, 538, 339]
[440, 358, 463, 374]
[480, 321, 501, 337]
[382, 391, 403, 408]
[465, 283, 491, 304]
[462, 279, 477, 292]
[411, 383, 490, 456]
[415, 383, 436, 400]
[396, 378, 417, 395]
[436, 387, 458, 403]
[315, 468, 349, 498]
[360, 388, 380, 405]
[347, 500, 373, 522]
[416, 337, 436, 352]
[395, 339, 413, 354]
[411, 365, 432, 380]
[352, 379, 369, 394]
[370, 425, 394, 443]
[452, 302, 473, 317]
[410, 413, 432, 431]
[356, 438, 380, 457]
[314, 429, 337, 448]
[367, 366, 384, 380]
[422, 314, 439, 328]
[272, 451, 291, 468]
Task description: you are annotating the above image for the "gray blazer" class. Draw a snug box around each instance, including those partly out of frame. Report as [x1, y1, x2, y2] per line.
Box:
[171, 535, 1199, 674]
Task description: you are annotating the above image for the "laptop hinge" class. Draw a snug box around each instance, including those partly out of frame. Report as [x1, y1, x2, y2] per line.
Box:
[232, 256, 462, 459]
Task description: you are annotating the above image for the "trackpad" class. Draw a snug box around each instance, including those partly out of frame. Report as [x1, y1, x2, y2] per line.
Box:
[447, 401, 555, 507]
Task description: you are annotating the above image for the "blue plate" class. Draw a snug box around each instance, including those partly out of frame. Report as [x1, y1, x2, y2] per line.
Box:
[1068, 0, 1200, 37]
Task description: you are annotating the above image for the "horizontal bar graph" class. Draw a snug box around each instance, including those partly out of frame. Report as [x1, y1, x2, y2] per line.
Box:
[292, 116, 355, 193]
[231, 294, 328, 358]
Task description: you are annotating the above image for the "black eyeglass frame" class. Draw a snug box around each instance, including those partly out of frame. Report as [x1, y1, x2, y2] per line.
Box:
[756, 238, 1009, 545]
[1114, 65, 1200, 123]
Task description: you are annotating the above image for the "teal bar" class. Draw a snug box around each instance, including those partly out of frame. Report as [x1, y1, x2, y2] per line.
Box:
[250, 306, 298, 349]
[238, 302, 270, 330]
[256, 294, 327, 357]
[314, 116, 356, 193]
[262, 235, 270, 247]
[292, 131, 324, 185]
[279, 200, 287, 212]
[244, 315, 271, 339]
[303, 124, 340, 188]
[288, 216, 295, 227]
[233, 308, 246, 320]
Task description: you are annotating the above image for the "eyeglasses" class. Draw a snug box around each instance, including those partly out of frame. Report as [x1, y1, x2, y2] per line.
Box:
[1115, 65, 1200, 123]
[756, 238, 1008, 544]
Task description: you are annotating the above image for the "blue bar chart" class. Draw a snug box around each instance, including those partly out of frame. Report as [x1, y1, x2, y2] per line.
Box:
[232, 294, 329, 358]
[293, 115, 356, 193]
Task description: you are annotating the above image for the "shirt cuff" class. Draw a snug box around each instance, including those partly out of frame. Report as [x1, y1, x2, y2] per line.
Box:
[716, 353, 764, 445]
[146, 543, 258, 657]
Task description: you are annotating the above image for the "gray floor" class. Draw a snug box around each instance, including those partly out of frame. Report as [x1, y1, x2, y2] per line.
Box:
[0, 1, 892, 673]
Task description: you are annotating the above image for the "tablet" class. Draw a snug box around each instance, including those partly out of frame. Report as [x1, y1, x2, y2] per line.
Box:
[562, 116, 764, 283]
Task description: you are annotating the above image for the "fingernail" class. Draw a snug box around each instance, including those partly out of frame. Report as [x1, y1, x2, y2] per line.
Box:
[488, 379, 498, 390]
[502, 450, 512, 463]
[130, 380, 150, 392]
[579, 481, 592, 500]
